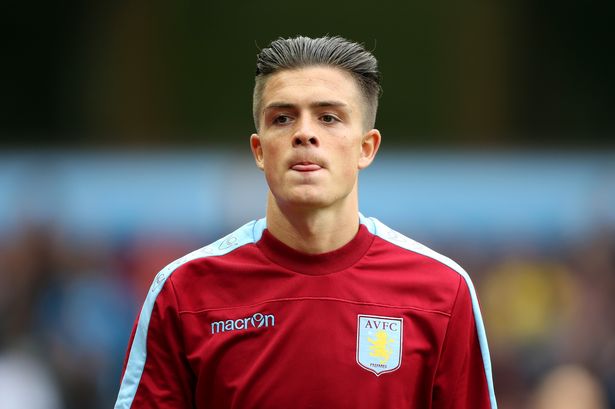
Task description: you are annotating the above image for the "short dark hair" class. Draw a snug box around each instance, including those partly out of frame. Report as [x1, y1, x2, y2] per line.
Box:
[253, 36, 381, 131]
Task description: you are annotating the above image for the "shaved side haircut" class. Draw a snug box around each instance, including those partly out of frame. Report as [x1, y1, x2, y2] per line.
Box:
[253, 36, 381, 131]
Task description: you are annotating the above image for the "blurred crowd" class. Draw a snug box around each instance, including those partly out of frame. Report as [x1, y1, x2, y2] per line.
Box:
[1, 219, 614, 409]
[0, 221, 192, 409]
[473, 226, 615, 409]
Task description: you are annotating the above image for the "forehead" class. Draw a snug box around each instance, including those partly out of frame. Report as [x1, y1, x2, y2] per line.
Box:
[261, 66, 363, 108]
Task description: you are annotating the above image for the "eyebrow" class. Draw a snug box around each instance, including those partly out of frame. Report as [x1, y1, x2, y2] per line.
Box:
[264, 100, 349, 110]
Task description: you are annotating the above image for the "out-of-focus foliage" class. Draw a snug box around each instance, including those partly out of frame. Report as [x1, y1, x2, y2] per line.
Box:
[2, 1, 613, 147]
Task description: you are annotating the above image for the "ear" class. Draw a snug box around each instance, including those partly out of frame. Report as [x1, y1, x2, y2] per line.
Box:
[250, 133, 265, 170]
[358, 129, 381, 169]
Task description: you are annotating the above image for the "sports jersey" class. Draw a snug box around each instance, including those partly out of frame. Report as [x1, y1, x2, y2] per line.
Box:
[115, 214, 497, 409]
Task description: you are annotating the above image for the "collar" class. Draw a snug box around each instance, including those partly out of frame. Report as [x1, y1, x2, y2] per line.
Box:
[256, 224, 374, 275]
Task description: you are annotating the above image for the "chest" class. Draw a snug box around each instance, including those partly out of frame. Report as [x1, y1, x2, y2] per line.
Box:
[180, 297, 450, 409]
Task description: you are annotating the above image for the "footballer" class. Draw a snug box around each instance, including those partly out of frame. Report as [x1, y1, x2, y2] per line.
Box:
[114, 36, 497, 409]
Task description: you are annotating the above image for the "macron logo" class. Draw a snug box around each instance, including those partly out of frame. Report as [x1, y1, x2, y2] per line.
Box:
[210, 312, 275, 334]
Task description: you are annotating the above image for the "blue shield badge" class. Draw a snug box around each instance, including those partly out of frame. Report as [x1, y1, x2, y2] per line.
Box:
[356, 315, 403, 376]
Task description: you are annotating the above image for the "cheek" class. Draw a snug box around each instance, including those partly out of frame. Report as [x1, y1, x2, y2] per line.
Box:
[261, 146, 286, 181]
[337, 141, 362, 170]
[260, 141, 282, 166]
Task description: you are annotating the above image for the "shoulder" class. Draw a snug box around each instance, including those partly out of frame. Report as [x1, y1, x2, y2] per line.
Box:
[146, 218, 267, 298]
[360, 214, 474, 291]
[361, 214, 486, 321]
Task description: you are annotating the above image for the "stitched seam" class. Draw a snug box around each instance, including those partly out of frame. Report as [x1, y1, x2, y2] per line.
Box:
[430, 274, 463, 397]
[178, 296, 452, 317]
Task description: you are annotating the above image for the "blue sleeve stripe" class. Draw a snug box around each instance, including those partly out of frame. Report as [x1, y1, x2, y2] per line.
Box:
[114, 219, 264, 408]
[361, 214, 498, 409]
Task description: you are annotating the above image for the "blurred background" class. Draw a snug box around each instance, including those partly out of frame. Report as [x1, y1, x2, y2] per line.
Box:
[1, 1, 614, 408]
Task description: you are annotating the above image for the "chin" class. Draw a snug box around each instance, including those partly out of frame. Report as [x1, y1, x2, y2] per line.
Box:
[276, 188, 332, 209]
[287, 194, 330, 209]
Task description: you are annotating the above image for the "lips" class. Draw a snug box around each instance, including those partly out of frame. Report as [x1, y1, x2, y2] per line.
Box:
[291, 162, 322, 172]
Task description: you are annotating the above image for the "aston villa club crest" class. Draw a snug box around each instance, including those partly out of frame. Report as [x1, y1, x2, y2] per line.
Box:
[356, 315, 403, 376]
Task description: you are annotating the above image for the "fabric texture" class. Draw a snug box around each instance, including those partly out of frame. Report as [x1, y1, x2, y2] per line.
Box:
[115, 216, 497, 409]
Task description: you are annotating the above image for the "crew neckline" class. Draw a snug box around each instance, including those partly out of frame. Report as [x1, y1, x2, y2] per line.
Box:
[256, 224, 374, 275]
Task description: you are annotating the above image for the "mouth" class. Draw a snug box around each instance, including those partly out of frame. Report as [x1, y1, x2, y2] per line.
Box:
[290, 161, 323, 172]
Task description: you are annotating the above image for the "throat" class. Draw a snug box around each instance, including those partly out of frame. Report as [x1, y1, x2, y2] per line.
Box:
[265, 194, 360, 254]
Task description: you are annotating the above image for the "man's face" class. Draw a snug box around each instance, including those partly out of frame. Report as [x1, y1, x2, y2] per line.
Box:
[250, 66, 380, 211]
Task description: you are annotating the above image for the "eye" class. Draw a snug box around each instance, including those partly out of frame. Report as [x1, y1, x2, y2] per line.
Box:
[273, 115, 293, 125]
[320, 114, 339, 124]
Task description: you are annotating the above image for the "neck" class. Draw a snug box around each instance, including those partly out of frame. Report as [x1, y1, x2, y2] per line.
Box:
[265, 193, 360, 254]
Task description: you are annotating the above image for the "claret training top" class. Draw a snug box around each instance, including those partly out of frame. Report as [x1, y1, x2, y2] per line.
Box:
[115, 214, 497, 409]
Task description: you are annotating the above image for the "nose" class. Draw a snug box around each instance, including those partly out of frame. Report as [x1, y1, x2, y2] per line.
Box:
[292, 119, 320, 147]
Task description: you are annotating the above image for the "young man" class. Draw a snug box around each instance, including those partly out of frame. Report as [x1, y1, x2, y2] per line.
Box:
[115, 36, 497, 409]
